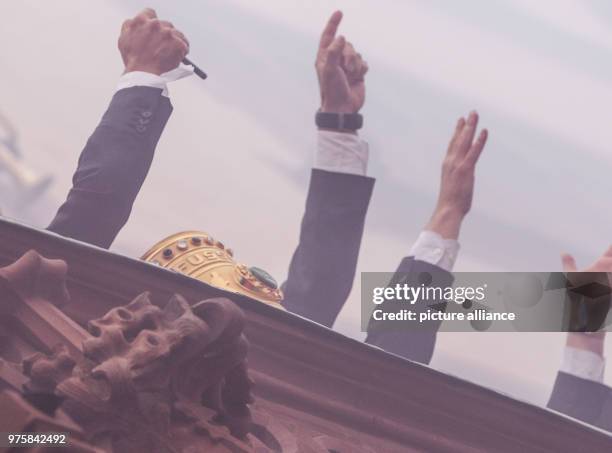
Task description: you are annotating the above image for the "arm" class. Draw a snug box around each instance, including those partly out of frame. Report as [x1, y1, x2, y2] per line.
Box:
[47, 86, 171, 248]
[366, 112, 489, 364]
[365, 257, 454, 364]
[548, 333, 612, 431]
[281, 11, 374, 327]
[281, 166, 374, 326]
[548, 249, 612, 430]
[47, 8, 189, 249]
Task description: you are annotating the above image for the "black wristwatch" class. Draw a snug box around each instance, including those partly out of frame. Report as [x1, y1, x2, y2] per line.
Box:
[315, 111, 363, 131]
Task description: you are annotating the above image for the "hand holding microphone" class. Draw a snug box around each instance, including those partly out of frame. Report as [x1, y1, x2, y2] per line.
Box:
[119, 8, 206, 80]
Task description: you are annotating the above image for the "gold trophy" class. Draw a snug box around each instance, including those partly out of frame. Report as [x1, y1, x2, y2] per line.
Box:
[142, 231, 284, 307]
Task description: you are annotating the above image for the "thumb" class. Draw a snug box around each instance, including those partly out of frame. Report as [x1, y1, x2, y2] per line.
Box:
[326, 35, 346, 67]
[561, 253, 577, 272]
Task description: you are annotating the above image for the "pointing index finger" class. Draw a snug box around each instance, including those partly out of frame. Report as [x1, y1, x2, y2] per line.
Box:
[319, 10, 343, 51]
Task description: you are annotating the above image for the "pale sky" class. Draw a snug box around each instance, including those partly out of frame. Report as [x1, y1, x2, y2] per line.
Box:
[2, 0, 612, 417]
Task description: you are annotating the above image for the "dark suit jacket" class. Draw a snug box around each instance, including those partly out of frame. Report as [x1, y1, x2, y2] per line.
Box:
[548, 371, 612, 431]
[281, 169, 375, 327]
[365, 257, 453, 364]
[48, 86, 172, 248]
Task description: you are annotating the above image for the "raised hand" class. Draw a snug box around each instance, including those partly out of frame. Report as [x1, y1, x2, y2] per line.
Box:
[118, 8, 189, 75]
[562, 246, 612, 275]
[562, 247, 612, 355]
[315, 11, 369, 114]
[426, 111, 488, 239]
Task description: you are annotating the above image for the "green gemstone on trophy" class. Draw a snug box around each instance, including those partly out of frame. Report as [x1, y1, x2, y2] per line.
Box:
[250, 267, 278, 289]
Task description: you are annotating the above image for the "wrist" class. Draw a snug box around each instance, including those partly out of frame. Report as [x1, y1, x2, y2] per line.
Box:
[124, 60, 164, 76]
[318, 127, 358, 135]
[567, 332, 606, 356]
[425, 205, 465, 240]
[320, 102, 358, 114]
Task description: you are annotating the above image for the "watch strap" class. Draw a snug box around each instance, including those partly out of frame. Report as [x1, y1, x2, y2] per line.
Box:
[315, 111, 363, 131]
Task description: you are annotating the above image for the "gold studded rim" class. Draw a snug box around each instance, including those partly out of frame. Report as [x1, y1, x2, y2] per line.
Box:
[141, 230, 285, 307]
[141, 231, 214, 261]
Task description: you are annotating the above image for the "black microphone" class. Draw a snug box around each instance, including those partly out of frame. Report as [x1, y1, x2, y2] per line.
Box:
[182, 57, 207, 80]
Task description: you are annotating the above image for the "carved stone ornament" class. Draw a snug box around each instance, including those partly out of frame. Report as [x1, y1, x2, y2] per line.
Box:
[1, 250, 382, 453]
[0, 250, 259, 451]
[23, 292, 255, 452]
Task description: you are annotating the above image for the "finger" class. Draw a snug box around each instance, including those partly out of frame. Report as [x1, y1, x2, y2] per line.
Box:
[319, 10, 343, 51]
[360, 60, 369, 78]
[456, 111, 479, 157]
[561, 253, 578, 272]
[464, 129, 488, 167]
[140, 7, 157, 19]
[326, 35, 346, 67]
[121, 19, 132, 33]
[354, 53, 364, 71]
[342, 41, 356, 57]
[158, 20, 174, 29]
[603, 245, 612, 258]
[347, 61, 368, 83]
[447, 117, 466, 155]
[597, 257, 612, 269]
[177, 40, 189, 59]
[169, 38, 189, 61]
[172, 29, 190, 48]
[342, 43, 359, 73]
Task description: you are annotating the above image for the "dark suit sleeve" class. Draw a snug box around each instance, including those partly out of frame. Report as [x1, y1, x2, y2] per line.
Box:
[47, 86, 172, 249]
[281, 169, 375, 327]
[365, 257, 453, 365]
[548, 371, 612, 431]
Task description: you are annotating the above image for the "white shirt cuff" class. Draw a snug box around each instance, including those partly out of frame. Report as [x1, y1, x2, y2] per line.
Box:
[315, 130, 369, 176]
[409, 230, 460, 272]
[116, 64, 194, 97]
[560, 346, 606, 383]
